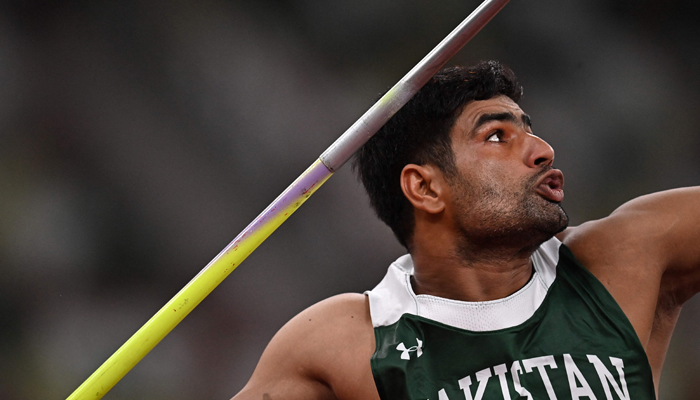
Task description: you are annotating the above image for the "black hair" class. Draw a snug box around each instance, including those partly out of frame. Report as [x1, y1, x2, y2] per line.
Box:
[352, 60, 523, 249]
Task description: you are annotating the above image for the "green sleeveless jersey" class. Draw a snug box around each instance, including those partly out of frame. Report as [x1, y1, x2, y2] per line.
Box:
[366, 238, 655, 400]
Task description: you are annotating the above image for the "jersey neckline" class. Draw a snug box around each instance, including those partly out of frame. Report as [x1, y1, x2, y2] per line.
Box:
[366, 237, 562, 332]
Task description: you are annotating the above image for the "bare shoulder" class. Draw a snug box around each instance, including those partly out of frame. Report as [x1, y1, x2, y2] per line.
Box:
[558, 189, 686, 305]
[559, 188, 700, 329]
[233, 293, 379, 400]
[557, 187, 700, 387]
[560, 187, 700, 277]
[559, 211, 666, 316]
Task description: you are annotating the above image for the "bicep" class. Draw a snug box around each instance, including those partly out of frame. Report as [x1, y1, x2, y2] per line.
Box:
[231, 293, 375, 400]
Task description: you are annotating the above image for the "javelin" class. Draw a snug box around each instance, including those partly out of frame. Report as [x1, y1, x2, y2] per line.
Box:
[66, 0, 510, 398]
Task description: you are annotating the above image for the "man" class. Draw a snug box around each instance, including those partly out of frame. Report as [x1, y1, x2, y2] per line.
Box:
[232, 61, 699, 399]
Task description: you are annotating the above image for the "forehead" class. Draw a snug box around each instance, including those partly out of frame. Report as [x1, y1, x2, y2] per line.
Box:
[451, 95, 525, 136]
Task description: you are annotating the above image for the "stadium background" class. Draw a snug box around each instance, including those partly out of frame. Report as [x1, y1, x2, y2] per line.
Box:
[1, 0, 699, 398]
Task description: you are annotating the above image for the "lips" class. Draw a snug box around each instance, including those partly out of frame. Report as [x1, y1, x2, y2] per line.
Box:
[535, 169, 565, 203]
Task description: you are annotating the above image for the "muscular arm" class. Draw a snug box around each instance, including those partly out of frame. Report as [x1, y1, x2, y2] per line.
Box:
[564, 187, 700, 304]
[560, 187, 700, 389]
[232, 294, 378, 400]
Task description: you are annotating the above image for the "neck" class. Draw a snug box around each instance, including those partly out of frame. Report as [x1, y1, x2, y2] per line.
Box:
[409, 233, 539, 302]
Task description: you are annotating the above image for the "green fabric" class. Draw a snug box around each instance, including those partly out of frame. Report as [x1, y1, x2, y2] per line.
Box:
[370, 245, 655, 400]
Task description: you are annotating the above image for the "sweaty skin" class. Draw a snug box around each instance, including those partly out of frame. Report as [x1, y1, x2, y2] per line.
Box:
[232, 96, 700, 400]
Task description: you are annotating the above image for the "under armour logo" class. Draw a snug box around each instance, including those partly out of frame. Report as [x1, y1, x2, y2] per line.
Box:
[396, 338, 423, 360]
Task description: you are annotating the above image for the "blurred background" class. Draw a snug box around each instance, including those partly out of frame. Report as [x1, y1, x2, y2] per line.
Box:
[1, 0, 699, 398]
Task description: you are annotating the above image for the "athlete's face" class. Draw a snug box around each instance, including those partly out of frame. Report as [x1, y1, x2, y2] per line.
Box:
[445, 95, 569, 247]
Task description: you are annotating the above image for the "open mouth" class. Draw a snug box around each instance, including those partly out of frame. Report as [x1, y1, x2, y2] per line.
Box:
[535, 169, 564, 203]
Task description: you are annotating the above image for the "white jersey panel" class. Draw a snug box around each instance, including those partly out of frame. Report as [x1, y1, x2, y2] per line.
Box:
[366, 236, 562, 331]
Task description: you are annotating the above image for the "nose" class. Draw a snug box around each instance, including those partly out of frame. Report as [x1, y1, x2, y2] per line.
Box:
[524, 133, 554, 168]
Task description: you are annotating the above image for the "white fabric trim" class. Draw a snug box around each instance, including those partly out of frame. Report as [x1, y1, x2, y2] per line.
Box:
[366, 237, 562, 331]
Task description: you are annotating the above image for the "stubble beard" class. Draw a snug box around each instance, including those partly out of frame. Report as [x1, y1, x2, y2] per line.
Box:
[450, 169, 569, 259]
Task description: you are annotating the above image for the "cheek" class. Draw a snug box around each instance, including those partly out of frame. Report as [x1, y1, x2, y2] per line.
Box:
[454, 149, 527, 196]
[471, 164, 531, 205]
[469, 160, 511, 187]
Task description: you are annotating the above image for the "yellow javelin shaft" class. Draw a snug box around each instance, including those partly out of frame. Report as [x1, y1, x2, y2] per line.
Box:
[66, 160, 333, 400]
[65, 1, 509, 398]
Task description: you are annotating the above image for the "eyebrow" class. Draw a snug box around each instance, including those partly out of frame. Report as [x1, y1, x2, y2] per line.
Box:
[472, 112, 532, 134]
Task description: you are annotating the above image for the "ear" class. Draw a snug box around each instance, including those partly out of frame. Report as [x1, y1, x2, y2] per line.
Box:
[400, 164, 447, 214]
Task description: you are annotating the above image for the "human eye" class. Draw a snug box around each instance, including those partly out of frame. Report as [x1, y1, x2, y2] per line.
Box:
[486, 130, 503, 143]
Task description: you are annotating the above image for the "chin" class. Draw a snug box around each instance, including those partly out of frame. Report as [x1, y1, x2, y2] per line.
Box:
[536, 204, 570, 236]
[517, 198, 569, 240]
